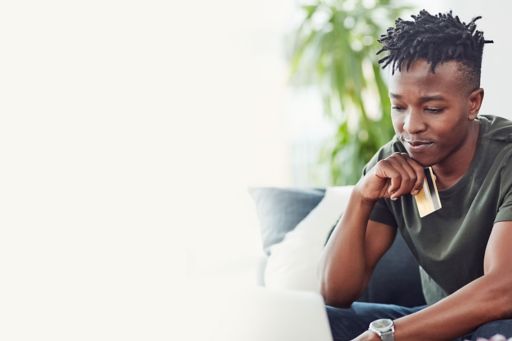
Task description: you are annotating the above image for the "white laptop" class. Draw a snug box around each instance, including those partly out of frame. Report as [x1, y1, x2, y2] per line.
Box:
[209, 286, 334, 341]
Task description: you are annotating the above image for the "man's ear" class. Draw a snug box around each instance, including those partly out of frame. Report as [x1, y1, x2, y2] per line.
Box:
[468, 88, 484, 120]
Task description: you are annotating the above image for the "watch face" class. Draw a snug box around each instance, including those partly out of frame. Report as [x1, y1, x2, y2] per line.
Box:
[370, 319, 393, 332]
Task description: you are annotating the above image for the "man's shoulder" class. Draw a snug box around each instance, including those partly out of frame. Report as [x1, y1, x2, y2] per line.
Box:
[475, 115, 512, 185]
[480, 114, 512, 143]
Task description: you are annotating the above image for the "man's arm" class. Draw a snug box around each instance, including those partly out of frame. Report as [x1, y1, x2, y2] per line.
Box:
[319, 190, 396, 307]
[357, 221, 512, 341]
[320, 152, 425, 307]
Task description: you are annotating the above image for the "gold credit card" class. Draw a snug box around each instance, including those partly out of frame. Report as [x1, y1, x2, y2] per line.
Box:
[413, 167, 442, 218]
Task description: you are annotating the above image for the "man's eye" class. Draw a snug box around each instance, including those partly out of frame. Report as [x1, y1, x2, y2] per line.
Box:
[392, 106, 405, 112]
[425, 108, 444, 113]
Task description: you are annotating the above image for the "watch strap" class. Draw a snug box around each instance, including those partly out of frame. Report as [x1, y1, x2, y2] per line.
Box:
[380, 329, 394, 341]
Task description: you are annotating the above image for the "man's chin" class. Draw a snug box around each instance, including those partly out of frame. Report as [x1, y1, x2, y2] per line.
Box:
[405, 151, 437, 167]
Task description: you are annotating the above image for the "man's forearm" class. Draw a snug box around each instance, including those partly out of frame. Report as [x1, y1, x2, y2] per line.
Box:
[320, 190, 375, 307]
[393, 272, 512, 340]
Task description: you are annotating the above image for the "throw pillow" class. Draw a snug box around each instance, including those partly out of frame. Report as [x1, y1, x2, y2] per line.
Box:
[248, 187, 325, 256]
[264, 186, 353, 292]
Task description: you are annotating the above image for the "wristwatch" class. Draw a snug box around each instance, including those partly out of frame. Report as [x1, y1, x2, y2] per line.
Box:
[368, 318, 395, 341]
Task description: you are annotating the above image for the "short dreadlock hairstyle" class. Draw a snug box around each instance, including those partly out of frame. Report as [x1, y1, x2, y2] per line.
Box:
[377, 10, 493, 90]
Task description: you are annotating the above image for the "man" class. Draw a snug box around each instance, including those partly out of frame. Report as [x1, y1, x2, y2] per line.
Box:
[320, 10, 512, 341]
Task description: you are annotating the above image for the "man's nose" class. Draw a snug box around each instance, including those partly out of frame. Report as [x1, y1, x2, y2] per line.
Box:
[403, 110, 427, 134]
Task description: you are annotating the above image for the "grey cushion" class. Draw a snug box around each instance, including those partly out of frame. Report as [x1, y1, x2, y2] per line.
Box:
[248, 187, 325, 256]
[364, 233, 426, 306]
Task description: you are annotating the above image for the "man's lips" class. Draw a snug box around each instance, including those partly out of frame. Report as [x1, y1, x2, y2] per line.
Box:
[403, 139, 434, 152]
[405, 140, 433, 146]
[399, 136, 434, 151]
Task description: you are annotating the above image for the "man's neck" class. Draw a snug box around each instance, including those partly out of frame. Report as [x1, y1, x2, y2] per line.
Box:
[432, 120, 481, 191]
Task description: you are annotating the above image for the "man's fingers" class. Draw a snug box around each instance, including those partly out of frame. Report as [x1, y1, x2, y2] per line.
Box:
[379, 159, 402, 198]
[373, 152, 430, 201]
[386, 155, 417, 199]
[396, 154, 420, 196]
[402, 154, 426, 195]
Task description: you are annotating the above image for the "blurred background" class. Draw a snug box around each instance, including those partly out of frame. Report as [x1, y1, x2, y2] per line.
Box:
[1, 0, 510, 340]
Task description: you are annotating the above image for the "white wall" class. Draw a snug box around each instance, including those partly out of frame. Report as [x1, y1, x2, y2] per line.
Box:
[1, 1, 299, 340]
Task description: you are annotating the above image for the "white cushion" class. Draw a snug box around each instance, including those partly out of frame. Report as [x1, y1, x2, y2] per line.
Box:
[264, 186, 354, 292]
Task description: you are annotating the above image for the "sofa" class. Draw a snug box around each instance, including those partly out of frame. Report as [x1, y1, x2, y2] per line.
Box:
[248, 186, 426, 308]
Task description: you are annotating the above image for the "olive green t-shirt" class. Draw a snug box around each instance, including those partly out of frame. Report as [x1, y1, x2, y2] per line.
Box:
[363, 115, 512, 305]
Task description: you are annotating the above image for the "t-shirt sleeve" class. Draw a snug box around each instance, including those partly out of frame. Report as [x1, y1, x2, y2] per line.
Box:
[369, 198, 398, 228]
[494, 155, 512, 223]
[362, 155, 398, 229]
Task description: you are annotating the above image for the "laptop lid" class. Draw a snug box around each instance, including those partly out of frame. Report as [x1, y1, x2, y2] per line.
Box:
[210, 286, 333, 341]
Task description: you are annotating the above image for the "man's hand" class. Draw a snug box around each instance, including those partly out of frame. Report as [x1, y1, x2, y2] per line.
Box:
[351, 330, 380, 341]
[352, 333, 512, 341]
[355, 152, 425, 203]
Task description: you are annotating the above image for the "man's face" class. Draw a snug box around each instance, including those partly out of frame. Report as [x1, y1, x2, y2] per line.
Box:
[388, 59, 480, 167]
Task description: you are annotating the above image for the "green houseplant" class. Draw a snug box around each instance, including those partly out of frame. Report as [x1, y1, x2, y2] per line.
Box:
[289, 0, 412, 185]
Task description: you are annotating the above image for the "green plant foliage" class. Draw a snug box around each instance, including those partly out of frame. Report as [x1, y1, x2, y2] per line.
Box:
[288, 0, 413, 185]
